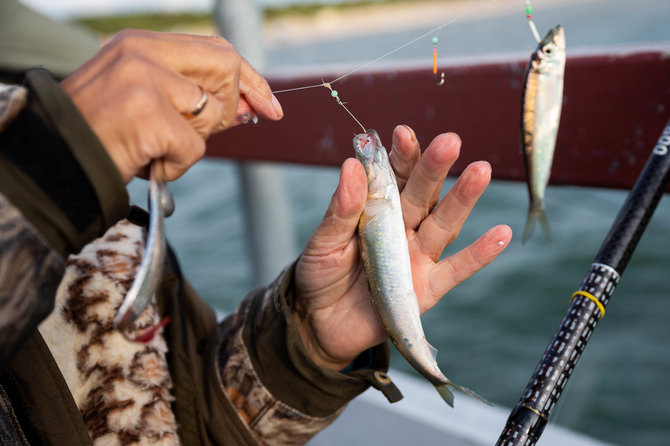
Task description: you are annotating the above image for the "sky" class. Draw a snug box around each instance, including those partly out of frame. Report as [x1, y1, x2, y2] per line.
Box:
[19, 0, 361, 19]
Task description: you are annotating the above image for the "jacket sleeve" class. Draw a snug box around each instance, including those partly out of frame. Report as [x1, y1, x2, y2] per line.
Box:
[0, 69, 400, 445]
[164, 256, 401, 446]
[215, 262, 402, 445]
[0, 70, 129, 365]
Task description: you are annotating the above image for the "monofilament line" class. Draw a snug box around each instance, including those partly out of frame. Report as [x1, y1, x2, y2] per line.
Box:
[525, 0, 542, 43]
[338, 102, 366, 133]
[271, 0, 496, 94]
[272, 83, 325, 94]
[323, 82, 366, 132]
[328, 0, 494, 85]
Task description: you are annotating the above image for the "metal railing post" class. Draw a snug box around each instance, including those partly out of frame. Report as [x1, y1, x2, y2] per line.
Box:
[214, 0, 297, 286]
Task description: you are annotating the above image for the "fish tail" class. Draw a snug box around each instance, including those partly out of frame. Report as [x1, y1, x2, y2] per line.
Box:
[435, 383, 455, 407]
[522, 206, 552, 243]
[434, 382, 492, 408]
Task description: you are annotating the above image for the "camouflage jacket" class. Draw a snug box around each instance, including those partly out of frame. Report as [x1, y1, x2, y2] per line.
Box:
[0, 70, 399, 446]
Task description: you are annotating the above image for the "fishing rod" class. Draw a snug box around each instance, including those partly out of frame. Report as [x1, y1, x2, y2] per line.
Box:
[495, 118, 670, 446]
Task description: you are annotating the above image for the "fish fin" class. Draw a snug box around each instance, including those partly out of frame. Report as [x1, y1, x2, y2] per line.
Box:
[435, 384, 455, 407]
[435, 382, 493, 408]
[383, 182, 395, 201]
[539, 211, 552, 241]
[427, 342, 438, 361]
[522, 206, 552, 243]
[521, 210, 537, 243]
[451, 383, 494, 407]
[364, 197, 391, 225]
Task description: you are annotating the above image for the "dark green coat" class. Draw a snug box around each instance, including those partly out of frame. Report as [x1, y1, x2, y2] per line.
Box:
[0, 70, 399, 445]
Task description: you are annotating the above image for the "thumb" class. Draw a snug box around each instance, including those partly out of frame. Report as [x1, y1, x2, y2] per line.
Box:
[306, 158, 367, 255]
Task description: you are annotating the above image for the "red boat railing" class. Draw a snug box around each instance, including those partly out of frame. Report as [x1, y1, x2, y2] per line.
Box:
[207, 44, 670, 190]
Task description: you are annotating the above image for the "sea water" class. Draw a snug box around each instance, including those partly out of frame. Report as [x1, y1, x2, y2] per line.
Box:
[128, 1, 670, 444]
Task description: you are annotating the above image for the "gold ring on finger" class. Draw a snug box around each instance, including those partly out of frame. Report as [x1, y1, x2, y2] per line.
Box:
[185, 87, 208, 118]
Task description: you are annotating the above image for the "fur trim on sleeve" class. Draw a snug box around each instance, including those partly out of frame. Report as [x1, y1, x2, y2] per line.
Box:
[39, 220, 180, 446]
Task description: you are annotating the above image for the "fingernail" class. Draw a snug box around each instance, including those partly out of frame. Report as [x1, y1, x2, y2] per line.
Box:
[401, 124, 416, 142]
[272, 94, 284, 118]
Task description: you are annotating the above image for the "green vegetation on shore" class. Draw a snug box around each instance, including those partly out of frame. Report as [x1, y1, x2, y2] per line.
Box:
[74, 12, 213, 34]
[72, 0, 433, 34]
[264, 0, 412, 20]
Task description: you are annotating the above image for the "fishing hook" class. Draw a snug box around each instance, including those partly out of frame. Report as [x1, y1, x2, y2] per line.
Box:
[432, 36, 445, 86]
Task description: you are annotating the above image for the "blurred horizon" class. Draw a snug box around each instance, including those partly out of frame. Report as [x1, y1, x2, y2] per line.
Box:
[19, 0, 378, 19]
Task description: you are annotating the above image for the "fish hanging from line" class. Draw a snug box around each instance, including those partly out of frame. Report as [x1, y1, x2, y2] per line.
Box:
[354, 129, 488, 407]
[520, 25, 566, 243]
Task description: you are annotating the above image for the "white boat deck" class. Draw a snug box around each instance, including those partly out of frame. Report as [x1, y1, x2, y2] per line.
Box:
[309, 369, 615, 446]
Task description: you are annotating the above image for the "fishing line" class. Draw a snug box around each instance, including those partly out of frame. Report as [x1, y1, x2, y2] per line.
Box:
[525, 0, 542, 43]
[271, 0, 497, 129]
[274, 0, 494, 92]
[330, 0, 495, 85]
[322, 81, 367, 133]
[271, 83, 325, 94]
[431, 6, 448, 86]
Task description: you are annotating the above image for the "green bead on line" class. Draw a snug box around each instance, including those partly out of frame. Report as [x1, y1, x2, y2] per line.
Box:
[525, 3, 532, 16]
[432, 36, 439, 45]
[331, 90, 338, 98]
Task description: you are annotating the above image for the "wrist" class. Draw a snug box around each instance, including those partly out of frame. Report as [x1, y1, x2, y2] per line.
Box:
[291, 310, 357, 372]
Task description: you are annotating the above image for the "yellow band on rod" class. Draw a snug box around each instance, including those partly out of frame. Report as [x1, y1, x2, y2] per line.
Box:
[521, 405, 548, 420]
[571, 291, 606, 319]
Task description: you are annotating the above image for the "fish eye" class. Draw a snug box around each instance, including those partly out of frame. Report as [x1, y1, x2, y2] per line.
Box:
[543, 44, 556, 55]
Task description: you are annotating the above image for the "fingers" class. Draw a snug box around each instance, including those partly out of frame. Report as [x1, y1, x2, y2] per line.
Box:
[304, 158, 367, 256]
[147, 66, 230, 138]
[230, 98, 257, 128]
[389, 125, 420, 192]
[158, 111, 207, 181]
[238, 55, 284, 121]
[401, 132, 461, 231]
[63, 29, 284, 184]
[108, 30, 282, 123]
[423, 224, 513, 310]
[413, 161, 492, 260]
[117, 79, 207, 181]
[138, 73, 210, 180]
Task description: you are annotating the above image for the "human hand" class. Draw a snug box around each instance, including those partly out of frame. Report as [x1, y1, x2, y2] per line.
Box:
[61, 29, 283, 183]
[293, 125, 512, 371]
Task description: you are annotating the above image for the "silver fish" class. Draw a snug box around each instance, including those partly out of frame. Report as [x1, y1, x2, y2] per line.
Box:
[354, 129, 486, 407]
[521, 25, 566, 243]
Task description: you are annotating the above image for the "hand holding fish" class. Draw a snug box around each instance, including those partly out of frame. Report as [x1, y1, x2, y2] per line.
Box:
[61, 29, 284, 184]
[294, 125, 512, 372]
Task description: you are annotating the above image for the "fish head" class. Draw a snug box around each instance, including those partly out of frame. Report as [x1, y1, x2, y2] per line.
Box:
[354, 129, 382, 162]
[533, 25, 566, 74]
[353, 129, 389, 171]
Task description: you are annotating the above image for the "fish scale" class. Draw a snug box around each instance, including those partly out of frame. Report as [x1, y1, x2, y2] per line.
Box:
[354, 129, 488, 407]
[521, 25, 566, 243]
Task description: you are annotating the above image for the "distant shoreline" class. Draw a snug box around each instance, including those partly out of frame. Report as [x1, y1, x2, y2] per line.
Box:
[72, 0, 586, 45]
[72, 0, 489, 36]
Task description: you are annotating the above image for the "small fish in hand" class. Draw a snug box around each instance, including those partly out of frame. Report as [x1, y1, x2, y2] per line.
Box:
[520, 25, 566, 243]
[354, 129, 488, 407]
